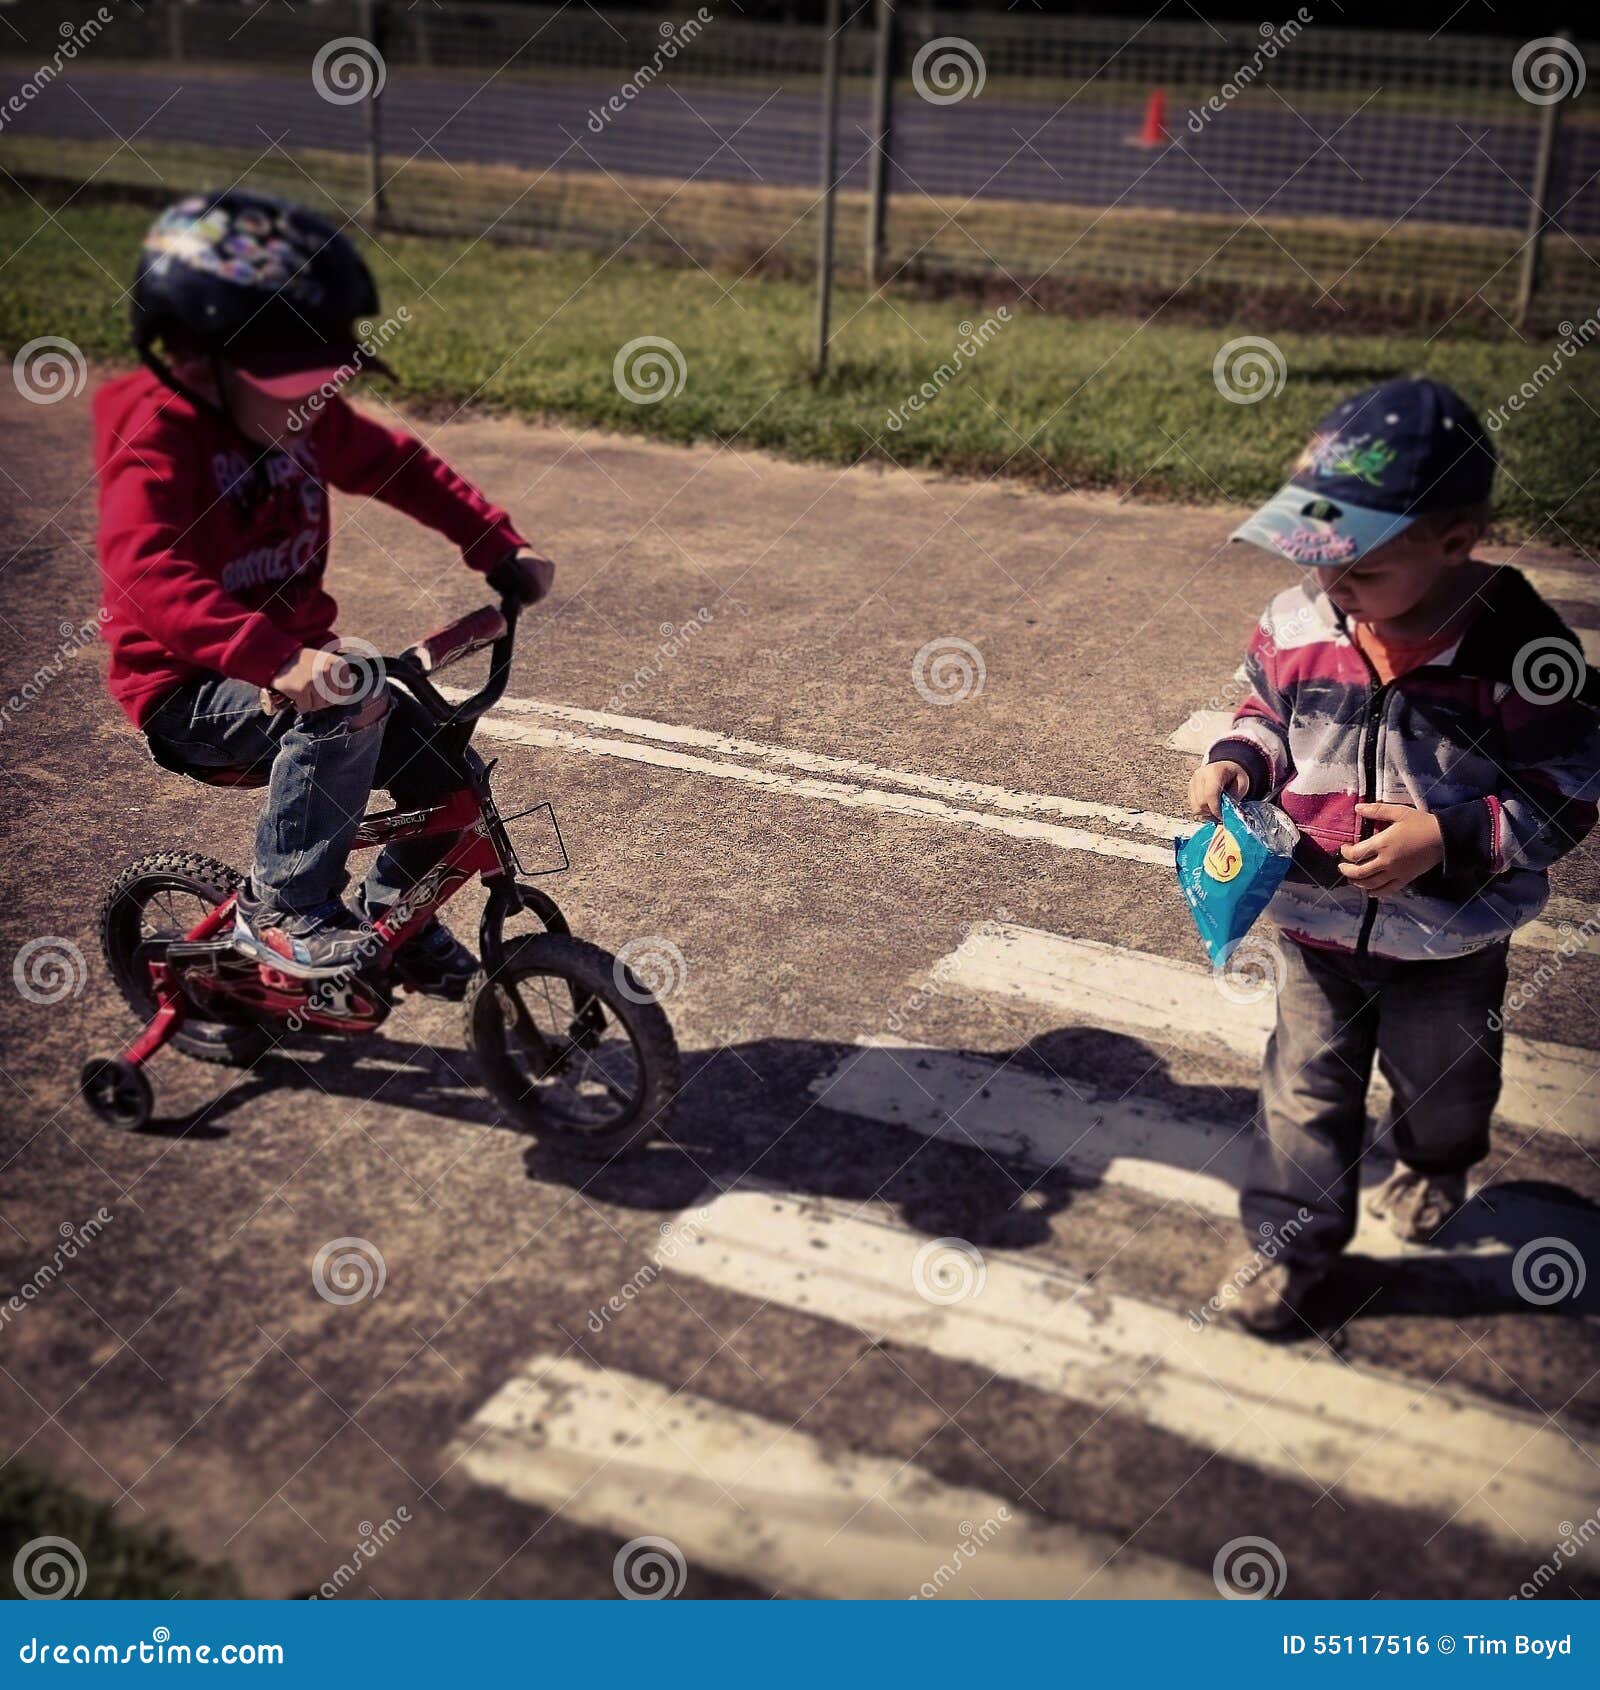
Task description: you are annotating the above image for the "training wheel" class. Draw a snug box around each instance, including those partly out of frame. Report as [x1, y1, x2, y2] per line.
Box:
[79, 1057, 153, 1132]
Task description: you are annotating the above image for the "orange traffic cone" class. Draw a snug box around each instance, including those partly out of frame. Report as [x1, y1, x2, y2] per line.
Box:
[1129, 88, 1169, 149]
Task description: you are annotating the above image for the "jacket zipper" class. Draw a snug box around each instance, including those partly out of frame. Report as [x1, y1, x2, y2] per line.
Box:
[1342, 613, 1388, 962]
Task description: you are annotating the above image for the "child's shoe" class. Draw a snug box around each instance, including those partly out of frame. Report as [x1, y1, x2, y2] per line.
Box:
[1216, 1247, 1327, 1336]
[392, 919, 478, 1001]
[1366, 1166, 1467, 1243]
[233, 886, 373, 979]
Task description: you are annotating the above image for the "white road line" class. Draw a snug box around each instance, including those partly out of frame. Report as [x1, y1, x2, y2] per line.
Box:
[475, 713, 1175, 867]
[809, 1039, 1600, 1301]
[673, 1192, 1599, 1550]
[469, 693, 1187, 840]
[471, 694, 1599, 953]
[948, 925, 1600, 1145]
[452, 1353, 1211, 1598]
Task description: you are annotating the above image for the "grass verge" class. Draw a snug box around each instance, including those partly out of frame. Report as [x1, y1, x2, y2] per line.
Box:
[1, 190, 1595, 549]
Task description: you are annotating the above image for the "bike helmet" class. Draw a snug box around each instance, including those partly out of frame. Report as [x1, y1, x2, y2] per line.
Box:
[131, 188, 389, 399]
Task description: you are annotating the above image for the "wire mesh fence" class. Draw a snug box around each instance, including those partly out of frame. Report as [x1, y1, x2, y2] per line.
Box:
[1, 1, 1592, 331]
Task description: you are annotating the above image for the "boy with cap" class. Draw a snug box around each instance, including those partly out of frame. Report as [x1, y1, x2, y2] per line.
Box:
[1188, 377, 1600, 1334]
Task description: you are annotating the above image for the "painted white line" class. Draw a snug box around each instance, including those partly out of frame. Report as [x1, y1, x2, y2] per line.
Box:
[809, 1039, 1600, 1299]
[475, 714, 1175, 867]
[453, 1353, 1211, 1598]
[945, 925, 1600, 1144]
[467, 693, 1188, 840]
[470, 694, 1599, 954]
[674, 1193, 1598, 1550]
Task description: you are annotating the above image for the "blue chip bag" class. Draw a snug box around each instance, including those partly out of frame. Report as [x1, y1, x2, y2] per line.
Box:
[1174, 794, 1300, 968]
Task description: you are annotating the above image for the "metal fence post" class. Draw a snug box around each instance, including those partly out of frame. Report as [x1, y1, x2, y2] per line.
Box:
[813, 0, 843, 377]
[1515, 30, 1572, 332]
[866, 0, 896, 290]
[360, 0, 388, 232]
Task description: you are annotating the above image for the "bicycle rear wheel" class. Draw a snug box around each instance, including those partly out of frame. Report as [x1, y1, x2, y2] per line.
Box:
[99, 851, 270, 1067]
[464, 933, 679, 1158]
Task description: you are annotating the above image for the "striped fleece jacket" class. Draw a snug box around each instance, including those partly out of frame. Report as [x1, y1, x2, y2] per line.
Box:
[1207, 567, 1600, 962]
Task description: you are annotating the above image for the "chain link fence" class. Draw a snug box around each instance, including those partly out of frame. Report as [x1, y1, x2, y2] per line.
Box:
[1, 1, 1592, 330]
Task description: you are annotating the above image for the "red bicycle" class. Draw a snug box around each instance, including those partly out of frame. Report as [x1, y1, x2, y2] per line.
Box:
[79, 593, 680, 1157]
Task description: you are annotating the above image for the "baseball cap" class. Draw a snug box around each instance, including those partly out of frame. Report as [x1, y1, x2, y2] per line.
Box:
[1232, 378, 1495, 566]
[228, 335, 394, 401]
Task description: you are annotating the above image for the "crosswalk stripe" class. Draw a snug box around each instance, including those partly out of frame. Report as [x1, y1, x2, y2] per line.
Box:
[452, 1353, 1213, 1598]
[672, 1192, 1598, 1550]
[808, 1040, 1600, 1305]
[948, 925, 1600, 1144]
[469, 695, 1599, 954]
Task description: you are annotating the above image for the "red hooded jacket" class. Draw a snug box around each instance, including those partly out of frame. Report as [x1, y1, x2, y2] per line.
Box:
[94, 367, 526, 727]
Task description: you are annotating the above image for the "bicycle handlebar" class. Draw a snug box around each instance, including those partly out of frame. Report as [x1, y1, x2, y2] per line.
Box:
[384, 590, 522, 728]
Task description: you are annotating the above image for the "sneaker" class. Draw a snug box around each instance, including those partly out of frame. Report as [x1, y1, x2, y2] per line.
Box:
[1366, 1166, 1468, 1244]
[1216, 1247, 1328, 1337]
[233, 887, 373, 980]
[391, 918, 478, 1001]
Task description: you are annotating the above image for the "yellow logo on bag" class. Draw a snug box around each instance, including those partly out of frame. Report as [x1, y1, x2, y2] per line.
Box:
[1203, 823, 1244, 883]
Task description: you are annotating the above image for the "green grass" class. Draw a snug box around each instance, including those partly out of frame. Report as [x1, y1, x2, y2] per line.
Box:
[3, 191, 1596, 548]
[1, 1460, 238, 1599]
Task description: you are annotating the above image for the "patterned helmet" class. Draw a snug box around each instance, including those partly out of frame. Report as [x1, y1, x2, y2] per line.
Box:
[131, 189, 383, 393]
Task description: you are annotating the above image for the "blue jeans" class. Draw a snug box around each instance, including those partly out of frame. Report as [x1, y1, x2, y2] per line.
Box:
[143, 675, 467, 919]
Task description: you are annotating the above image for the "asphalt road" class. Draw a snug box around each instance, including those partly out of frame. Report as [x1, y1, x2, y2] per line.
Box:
[1, 378, 1598, 1601]
[10, 67, 1597, 235]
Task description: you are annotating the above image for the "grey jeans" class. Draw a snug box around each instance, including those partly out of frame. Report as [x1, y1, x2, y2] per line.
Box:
[1245, 933, 1509, 1264]
[144, 674, 467, 920]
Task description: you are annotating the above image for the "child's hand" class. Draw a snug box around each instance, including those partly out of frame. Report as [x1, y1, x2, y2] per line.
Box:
[489, 551, 555, 607]
[268, 647, 359, 712]
[1188, 759, 1250, 821]
[1339, 802, 1444, 896]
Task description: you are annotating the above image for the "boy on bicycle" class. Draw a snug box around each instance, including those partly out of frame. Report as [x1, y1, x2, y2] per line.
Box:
[95, 190, 551, 992]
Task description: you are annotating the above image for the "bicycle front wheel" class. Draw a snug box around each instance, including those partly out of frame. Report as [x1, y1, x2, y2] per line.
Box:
[464, 934, 679, 1158]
